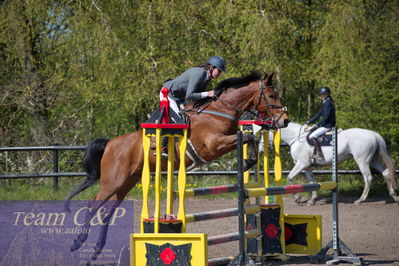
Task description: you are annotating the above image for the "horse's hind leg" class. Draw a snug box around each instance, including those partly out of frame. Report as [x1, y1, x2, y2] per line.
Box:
[90, 194, 123, 261]
[354, 160, 374, 205]
[90, 174, 139, 261]
[371, 158, 399, 203]
[70, 190, 114, 252]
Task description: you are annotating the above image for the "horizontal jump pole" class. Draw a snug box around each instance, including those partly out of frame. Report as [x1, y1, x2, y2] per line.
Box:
[185, 205, 260, 223]
[207, 229, 260, 246]
[3, 169, 396, 180]
[186, 208, 238, 223]
[208, 257, 234, 266]
[177, 182, 260, 198]
[246, 181, 337, 197]
[185, 169, 392, 175]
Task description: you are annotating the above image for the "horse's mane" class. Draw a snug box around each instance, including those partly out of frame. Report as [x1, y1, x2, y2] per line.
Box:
[194, 71, 263, 108]
[214, 71, 263, 96]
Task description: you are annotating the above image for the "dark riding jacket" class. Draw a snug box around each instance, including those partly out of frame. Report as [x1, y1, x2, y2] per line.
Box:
[307, 97, 336, 128]
[164, 67, 210, 104]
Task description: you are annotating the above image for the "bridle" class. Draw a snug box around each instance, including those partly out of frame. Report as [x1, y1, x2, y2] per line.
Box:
[255, 79, 288, 124]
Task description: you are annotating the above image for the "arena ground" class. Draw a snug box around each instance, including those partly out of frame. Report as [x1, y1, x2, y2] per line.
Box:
[133, 195, 399, 265]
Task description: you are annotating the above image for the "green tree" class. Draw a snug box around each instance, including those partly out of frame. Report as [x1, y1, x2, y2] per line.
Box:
[315, 0, 399, 155]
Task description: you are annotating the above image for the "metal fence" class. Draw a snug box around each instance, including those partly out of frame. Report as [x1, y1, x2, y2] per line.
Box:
[0, 145, 86, 191]
[1, 145, 397, 191]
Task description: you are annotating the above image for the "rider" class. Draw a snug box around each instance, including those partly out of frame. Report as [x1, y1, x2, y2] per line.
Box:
[159, 56, 227, 156]
[305, 86, 336, 160]
[160, 55, 226, 117]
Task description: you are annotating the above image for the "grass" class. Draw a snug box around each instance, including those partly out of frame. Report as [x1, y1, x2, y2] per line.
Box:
[0, 174, 396, 201]
[0, 177, 101, 200]
[0, 175, 239, 201]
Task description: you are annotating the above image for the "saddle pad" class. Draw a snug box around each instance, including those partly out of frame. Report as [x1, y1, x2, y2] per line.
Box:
[306, 133, 333, 146]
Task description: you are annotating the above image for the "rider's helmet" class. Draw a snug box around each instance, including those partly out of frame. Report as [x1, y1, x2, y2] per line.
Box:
[206, 56, 226, 72]
[319, 86, 331, 95]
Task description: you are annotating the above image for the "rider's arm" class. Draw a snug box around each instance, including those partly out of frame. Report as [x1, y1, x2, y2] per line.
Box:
[316, 99, 333, 127]
[185, 69, 210, 101]
[307, 108, 322, 124]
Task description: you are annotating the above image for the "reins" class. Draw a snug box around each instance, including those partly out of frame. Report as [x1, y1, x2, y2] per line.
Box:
[297, 124, 307, 143]
[214, 96, 243, 114]
[188, 78, 287, 123]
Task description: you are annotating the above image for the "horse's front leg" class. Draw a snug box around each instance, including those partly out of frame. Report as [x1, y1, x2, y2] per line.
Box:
[288, 161, 308, 204]
[243, 134, 259, 171]
[305, 170, 318, 206]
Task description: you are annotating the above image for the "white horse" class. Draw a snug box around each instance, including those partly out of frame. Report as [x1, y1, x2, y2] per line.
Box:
[276, 122, 398, 205]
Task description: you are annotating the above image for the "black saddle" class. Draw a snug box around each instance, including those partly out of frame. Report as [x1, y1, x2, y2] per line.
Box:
[306, 128, 333, 146]
[146, 108, 187, 124]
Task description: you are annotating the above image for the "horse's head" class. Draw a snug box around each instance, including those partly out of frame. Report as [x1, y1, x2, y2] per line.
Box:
[211, 71, 289, 128]
[251, 72, 290, 128]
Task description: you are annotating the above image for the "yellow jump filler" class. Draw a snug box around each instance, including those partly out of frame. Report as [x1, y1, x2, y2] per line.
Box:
[130, 87, 207, 266]
[239, 121, 322, 259]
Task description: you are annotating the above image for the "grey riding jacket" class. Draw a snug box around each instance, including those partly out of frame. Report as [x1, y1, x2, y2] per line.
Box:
[163, 67, 210, 104]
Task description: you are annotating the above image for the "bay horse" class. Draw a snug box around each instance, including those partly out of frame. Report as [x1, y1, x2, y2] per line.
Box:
[64, 71, 289, 261]
[277, 122, 398, 205]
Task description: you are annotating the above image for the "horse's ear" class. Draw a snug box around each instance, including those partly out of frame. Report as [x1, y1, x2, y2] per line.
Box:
[265, 72, 275, 87]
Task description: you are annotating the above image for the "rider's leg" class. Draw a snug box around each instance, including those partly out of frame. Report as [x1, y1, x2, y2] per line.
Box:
[309, 127, 330, 160]
[159, 91, 180, 119]
[158, 92, 181, 157]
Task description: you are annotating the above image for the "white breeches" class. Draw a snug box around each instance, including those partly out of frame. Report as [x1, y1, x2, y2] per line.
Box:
[309, 127, 331, 139]
[159, 91, 180, 116]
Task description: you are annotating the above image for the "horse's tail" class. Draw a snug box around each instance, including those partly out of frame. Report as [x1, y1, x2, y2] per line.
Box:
[376, 134, 397, 189]
[64, 138, 110, 212]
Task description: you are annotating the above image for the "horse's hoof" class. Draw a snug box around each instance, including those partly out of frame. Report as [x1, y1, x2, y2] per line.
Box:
[293, 195, 302, 204]
[91, 247, 102, 261]
[243, 159, 256, 172]
[91, 253, 97, 261]
[391, 196, 399, 204]
[306, 200, 315, 206]
[70, 239, 82, 252]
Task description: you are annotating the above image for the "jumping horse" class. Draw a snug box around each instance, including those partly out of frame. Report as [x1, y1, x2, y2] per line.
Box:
[64, 71, 290, 261]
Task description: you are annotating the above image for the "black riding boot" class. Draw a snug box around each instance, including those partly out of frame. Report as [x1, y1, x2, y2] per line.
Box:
[153, 136, 168, 158]
[313, 139, 325, 161]
[161, 136, 168, 158]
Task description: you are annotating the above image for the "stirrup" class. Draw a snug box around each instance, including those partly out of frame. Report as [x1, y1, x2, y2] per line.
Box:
[153, 147, 168, 158]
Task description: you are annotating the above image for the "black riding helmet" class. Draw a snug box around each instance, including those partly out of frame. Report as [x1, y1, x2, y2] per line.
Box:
[319, 86, 331, 95]
[206, 56, 226, 72]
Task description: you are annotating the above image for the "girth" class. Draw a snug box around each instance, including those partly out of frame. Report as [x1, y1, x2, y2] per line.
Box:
[186, 139, 210, 171]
